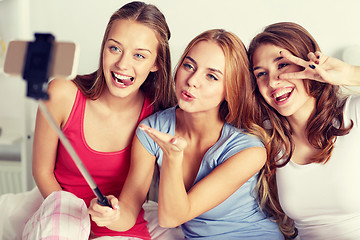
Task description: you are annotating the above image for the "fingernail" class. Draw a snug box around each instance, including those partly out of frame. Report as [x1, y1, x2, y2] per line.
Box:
[114, 204, 120, 210]
[315, 61, 319, 65]
[309, 64, 316, 69]
[171, 138, 177, 144]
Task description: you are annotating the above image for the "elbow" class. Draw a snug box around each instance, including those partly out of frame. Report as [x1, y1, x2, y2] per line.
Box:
[158, 211, 181, 228]
[158, 218, 179, 229]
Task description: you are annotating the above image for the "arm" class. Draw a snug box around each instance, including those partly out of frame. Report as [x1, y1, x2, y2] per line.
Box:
[139, 125, 266, 228]
[88, 135, 156, 231]
[32, 79, 77, 198]
[279, 50, 360, 86]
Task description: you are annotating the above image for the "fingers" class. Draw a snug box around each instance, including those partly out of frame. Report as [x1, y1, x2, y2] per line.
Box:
[139, 124, 166, 140]
[88, 196, 120, 227]
[88, 196, 119, 214]
[109, 196, 120, 210]
[279, 71, 306, 80]
[280, 50, 308, 68]
[139, 124, 170, 145]
[281, 49, 328, 68]
[139, 124, 187, 152]
[307, 52, 319, 65]
[279, 63, 326, 83]
[278, 50, 329, 82]
[170, 136, 188, 151]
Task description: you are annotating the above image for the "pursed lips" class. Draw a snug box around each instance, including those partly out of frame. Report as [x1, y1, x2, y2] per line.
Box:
[181, 90, 196, 100]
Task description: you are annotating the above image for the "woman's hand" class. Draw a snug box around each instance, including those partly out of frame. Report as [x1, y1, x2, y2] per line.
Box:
[88, 195, 120, 227]
[279, 50, 360, 86]
[138, 124, 187, 156]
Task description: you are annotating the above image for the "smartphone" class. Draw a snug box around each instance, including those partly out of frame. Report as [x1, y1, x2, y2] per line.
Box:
[4, 40, 79, 79]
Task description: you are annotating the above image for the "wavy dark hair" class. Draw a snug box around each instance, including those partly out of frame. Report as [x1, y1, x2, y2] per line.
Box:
[248, 22, 353, 238]
[73, 1, 176, 111]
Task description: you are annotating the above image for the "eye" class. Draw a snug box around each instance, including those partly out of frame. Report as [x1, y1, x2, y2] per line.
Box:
[255, 71, 267, 79]
[278, 63, 290, 69]
[207, 74, 218, 81]
[183, 63, 195, 71]
[135, 53, 145, 59]
[109, 46, 121, 53]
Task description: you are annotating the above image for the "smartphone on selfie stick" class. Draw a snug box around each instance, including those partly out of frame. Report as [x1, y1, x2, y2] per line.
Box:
[4, 33, 111, 207]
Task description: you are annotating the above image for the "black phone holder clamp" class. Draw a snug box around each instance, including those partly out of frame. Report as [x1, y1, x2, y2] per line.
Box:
[22, 33, 54, 100]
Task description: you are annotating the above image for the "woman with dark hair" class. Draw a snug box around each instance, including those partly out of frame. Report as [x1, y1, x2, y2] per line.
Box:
[248, 22, 360, 239]
[24, 2, 177, 239]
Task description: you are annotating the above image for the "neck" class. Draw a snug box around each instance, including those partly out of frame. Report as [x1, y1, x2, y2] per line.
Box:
[99, 88, 144, 112]
[287, 97, 316, 139]
[176, 108, 224, 140]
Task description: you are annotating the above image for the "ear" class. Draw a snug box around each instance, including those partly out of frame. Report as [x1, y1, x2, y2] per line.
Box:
[150, 63, 158, 72]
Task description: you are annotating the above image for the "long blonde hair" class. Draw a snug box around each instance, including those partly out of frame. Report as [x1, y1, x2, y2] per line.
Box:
[176, 28, 279, 235]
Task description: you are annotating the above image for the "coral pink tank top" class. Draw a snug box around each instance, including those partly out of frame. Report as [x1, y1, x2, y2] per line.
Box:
[55, 89, 153, 238]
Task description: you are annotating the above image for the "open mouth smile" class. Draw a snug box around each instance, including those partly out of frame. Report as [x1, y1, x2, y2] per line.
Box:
[112, 72, 134, 86]
[272, 87, 294, 104]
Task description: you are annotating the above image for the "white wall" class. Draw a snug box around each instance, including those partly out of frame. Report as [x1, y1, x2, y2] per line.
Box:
[1, 0, 359, 125]
[0, 0, 360, 191]
[20, 0, 360, 74]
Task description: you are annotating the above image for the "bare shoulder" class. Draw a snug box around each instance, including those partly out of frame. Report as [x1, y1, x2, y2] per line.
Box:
[47, 78, 77, 100]
[43, 78, 79, 126]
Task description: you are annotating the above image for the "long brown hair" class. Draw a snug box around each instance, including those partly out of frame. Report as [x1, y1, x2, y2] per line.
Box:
[248, 22, 353, 238]
[73, 1, 176, 111]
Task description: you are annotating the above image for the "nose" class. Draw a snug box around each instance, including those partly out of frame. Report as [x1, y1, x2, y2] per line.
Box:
[115, 53, 130, 70]
[268, 72, 281, 88]
[187, 72, 200, 88]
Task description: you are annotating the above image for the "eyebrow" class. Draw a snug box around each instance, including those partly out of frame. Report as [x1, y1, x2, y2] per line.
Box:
[253, 56, 284, 71]
[108, 38, 152, 53]
[185, 56, 224, 75]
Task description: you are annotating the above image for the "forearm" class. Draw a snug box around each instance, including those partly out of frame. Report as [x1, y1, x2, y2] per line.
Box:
[350, 65, 360, 86]
[104, 151, 154, 232]
[105, 201, 140, 231]
[158, 155, 189, 228]
[33, 170, 62, 199]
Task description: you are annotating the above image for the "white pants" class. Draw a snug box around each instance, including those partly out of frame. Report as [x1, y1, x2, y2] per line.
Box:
[0, 188, 184, 240]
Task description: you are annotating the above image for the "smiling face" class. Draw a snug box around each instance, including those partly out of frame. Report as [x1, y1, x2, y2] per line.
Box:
[175, 40, 226, 115]
[252, 44, 315, 118]
[102, 19, 159, 98]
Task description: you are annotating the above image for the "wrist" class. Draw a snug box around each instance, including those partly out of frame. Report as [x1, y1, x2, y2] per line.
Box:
[352, 66, 360, 86]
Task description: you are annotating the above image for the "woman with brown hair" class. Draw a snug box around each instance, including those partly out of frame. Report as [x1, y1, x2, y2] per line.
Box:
[24, 1, 176, 239]
[248, 22, 360, 239]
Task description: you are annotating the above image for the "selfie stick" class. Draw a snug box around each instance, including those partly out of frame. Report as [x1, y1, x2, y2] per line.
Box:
[23, 33, 111, 207]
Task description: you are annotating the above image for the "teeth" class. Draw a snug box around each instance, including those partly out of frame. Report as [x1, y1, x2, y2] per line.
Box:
[273, 88, 292, 99]
[113, 72, 133, 82]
